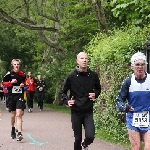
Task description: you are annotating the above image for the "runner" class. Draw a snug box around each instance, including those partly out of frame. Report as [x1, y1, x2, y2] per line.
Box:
[116, 52, 150, 150]
[61, 52, 101, 150]
[26, 71, 37, 113]
[36, 75, 46, 111]
[2, 59, 26, 141]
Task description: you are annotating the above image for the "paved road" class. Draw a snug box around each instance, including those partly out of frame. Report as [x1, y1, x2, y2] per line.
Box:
[0, 101, 128, 150]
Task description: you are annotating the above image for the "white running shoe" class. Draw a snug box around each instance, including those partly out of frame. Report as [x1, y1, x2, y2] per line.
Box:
[81, 140, 88, 150]
[17, 134, 23, 141]
[28, 108, 32, 113]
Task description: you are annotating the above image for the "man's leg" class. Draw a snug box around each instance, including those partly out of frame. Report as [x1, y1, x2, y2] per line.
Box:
[30, 91, 34, 109]
[16, 109, 23, 141]
[11, 111, 16, 139]
[71, 113, 83, 150]
[26, 91, 31, 108]
[15, 98, 25, 141]
[127, 129, 142, 150]
[83, 113, 95, 147]
[37, 93, 40, 108]
[40, 92, 44, 110]
[143, 130, 150, 150]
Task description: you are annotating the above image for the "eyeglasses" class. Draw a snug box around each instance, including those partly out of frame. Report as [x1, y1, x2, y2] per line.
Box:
[134, 63, 146, 67]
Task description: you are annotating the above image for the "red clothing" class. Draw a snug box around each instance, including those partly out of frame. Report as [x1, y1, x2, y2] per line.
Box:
[26, 77, 37, 91]
[3, 87, 8, 94]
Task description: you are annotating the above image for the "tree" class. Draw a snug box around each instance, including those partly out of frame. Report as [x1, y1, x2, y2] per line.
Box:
[111, 0, 150, 26]
[0, 22, 44, 71]
[0, 0, 110, 105]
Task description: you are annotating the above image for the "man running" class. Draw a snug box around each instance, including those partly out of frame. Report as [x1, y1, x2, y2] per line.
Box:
[36, 75, 46, 111]
[26, 71, 37, 112]
[2, 59, 26, 141]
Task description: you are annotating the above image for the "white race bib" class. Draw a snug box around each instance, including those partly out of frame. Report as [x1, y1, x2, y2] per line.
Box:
[132, 111, 149, 127]
[12, 86, 22, 93]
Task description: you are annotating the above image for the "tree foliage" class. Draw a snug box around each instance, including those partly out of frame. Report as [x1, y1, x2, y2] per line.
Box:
[111, 0, 150, 26]
[85, 25, 150, 145]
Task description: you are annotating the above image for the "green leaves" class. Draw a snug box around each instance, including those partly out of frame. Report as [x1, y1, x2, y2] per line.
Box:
[111, 0, 150, 26]
[85, 25, 150, 145]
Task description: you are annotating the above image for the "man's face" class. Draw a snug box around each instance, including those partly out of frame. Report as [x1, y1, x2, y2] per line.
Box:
[12, 61, 21, 72]
[28, 72, 32, 77]
[38, 75, 42, 80]
[76, 52, 88, 68]
[131, 59, 146, 77]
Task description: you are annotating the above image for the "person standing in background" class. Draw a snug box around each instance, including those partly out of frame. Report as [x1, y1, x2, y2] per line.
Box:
[36, 75, 46, 111]
[26, 72, 37, 113]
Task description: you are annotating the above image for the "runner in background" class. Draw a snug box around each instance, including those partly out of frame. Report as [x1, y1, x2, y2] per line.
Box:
[26, 71, 37, 113]
[36, 75, 46, 111]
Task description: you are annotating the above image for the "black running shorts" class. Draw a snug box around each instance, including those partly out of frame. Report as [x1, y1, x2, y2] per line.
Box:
[8, 98, 25, 111]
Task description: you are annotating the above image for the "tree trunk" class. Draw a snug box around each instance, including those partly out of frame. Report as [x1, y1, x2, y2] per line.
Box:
[53, 80, 63, 106]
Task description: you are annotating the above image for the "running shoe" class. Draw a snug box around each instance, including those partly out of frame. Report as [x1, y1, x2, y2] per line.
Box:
[17, 134, 23, 141]
[11, 132, 16, 139]
[28, 108, 32, 113]
[81, 140, 88, 150]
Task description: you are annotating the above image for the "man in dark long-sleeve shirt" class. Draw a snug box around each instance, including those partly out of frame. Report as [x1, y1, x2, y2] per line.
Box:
[61, 52, 101, 150]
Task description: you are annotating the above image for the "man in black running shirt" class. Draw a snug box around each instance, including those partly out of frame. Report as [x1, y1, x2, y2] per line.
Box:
[2, 59, 26, 141]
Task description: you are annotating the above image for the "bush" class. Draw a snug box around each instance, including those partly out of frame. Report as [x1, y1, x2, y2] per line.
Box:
[85, 25, 150, 145]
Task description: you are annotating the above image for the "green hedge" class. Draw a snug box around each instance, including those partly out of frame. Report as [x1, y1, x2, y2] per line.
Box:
[85, 25, 150, 145]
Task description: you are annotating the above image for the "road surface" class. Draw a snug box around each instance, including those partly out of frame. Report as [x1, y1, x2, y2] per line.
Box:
[0, 101, 128, 150]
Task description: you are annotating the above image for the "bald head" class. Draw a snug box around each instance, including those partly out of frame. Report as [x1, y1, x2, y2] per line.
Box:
[77, 52, 88, 59]
[76, 52, 88, 72]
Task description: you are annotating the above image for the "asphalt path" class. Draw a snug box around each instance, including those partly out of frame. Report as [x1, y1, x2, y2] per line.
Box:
[0, 100, 128, 150]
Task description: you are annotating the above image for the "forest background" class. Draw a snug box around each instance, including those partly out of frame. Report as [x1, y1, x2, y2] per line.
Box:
[0, 0, 150, 149]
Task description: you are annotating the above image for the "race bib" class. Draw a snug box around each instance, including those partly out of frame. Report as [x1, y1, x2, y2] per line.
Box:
[39, 87, 43, 91]
[132, 111, 149, 127]
[12, 86, 22, 93]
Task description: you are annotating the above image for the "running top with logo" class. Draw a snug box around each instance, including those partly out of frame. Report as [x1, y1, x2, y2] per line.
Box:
[116, 73, 150, 112]
[116, 73, 150, 131]
[26, 77, 37, 92]
[2, 70, 26, 101]
[36, 80, 46, 92]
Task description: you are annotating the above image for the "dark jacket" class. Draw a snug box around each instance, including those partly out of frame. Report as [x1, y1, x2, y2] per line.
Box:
[61, 66, 101, 114]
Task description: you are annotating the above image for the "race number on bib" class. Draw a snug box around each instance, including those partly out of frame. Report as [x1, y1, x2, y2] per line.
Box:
[132, 111, 149, 127]
[12, 86, 22, 93]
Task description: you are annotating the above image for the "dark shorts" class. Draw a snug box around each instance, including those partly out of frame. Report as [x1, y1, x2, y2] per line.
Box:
[8, 98, 25, 111]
